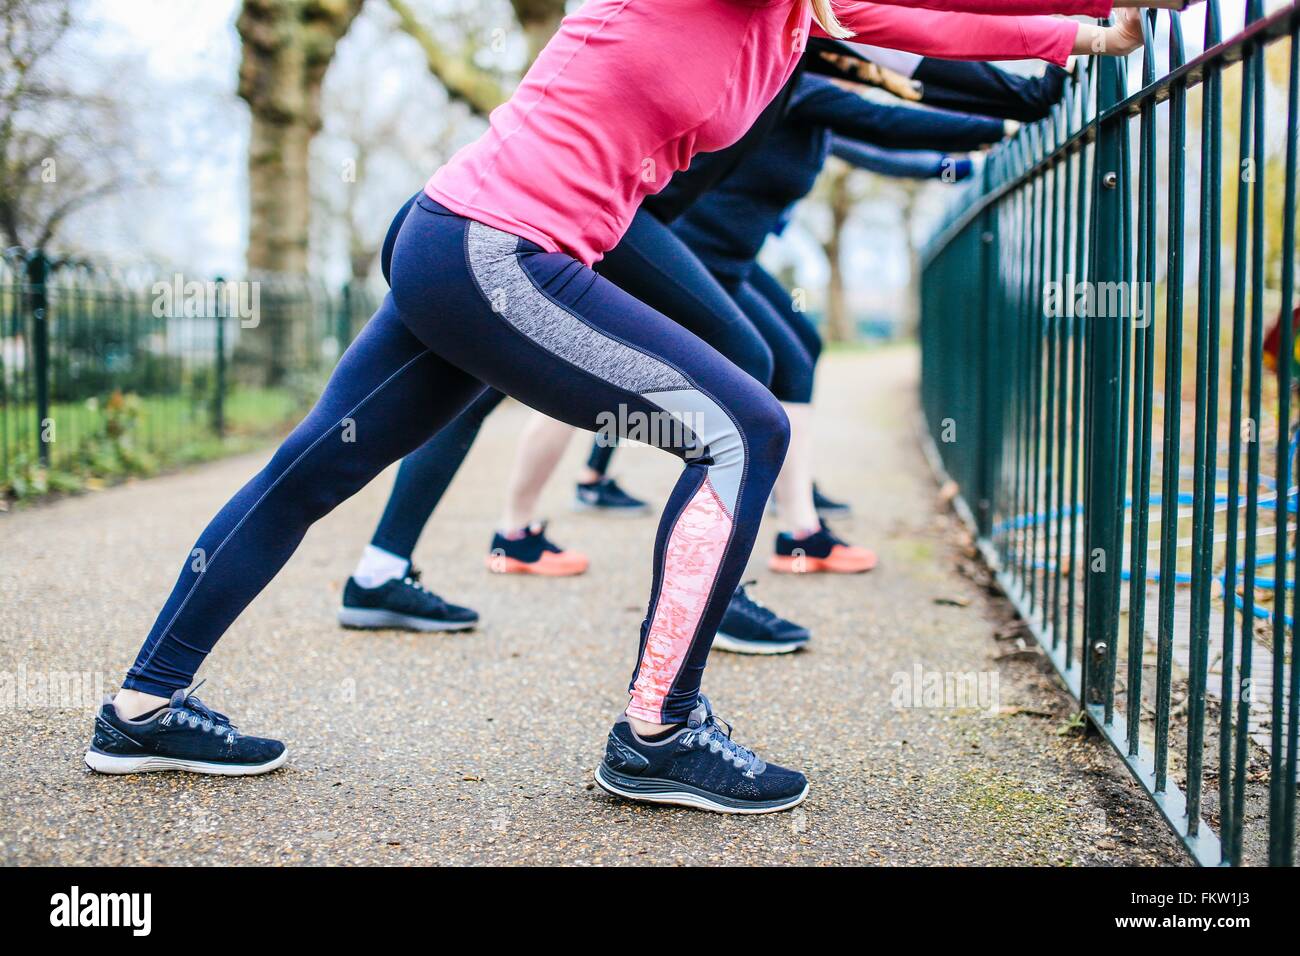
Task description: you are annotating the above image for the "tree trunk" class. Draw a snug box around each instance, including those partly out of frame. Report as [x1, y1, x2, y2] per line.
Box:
[237, 0, 362, 383]
[823, 165, 853, 344]
[245, 119, 314, 275]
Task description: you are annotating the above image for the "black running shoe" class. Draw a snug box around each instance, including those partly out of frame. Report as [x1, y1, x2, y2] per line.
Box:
[713, 583, 810, 655]
[573, 476, 650, 516]
[813, 483, 852, 518]
[85, 684, 286, 776]
[338, 565, 479, 632]
[594, 696, 808, 814]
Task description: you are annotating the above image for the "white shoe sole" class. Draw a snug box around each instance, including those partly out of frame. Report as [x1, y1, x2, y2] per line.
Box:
[337, 608, 476, 632]
[712, 632, 807, 655]
[84, 748, 288, 776]
[594, 765, 809, 814]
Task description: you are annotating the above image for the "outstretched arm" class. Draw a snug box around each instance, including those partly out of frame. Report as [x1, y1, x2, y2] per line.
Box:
[821, 2, 1176, 63]
[819, 6, 1084, 66]
[839, 0, 1109, 13]
[909, 60, 1069, 122]
[790, 75, 1006, 151]
[830, 137, 975, 181]
[827, 0, 1187, 16]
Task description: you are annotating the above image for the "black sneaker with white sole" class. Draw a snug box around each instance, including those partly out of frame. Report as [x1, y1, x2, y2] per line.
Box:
[594, 696, 808, 814]
[713, 582, 810, 655]
[85, 685, 286, 776]
[573, 476, 650, 515]
[338, 565, 479, 632]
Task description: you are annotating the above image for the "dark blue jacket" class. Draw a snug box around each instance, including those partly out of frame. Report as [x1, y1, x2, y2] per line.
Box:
[671, 74, 1003, 285]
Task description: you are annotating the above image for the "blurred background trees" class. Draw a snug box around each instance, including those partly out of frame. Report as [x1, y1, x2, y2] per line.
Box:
[0, 0, 144, 248]
[4, 0, 1287, 343]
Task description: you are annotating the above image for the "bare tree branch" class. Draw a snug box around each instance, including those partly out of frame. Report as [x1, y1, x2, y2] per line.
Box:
[385, 0, 506, 116]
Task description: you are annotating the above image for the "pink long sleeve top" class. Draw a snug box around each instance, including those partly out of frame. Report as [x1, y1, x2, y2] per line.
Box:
[425, 0, 1111, 265]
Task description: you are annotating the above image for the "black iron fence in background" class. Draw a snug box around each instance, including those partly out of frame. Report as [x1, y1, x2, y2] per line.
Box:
[0, 249, 378, 500]
[920, 1, 1298, 865]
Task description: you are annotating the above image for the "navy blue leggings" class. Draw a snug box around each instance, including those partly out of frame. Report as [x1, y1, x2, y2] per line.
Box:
[126, 197, 789, 723]
[740, 265, 823, 374]
[370, 385, 503, 559]
[730, 269, 817, 404]
[587, 262, 820, 476]
[372, 202, 782, 558]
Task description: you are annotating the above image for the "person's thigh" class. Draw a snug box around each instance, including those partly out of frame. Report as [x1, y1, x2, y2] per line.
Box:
[746, 264, 823, 365]
[734, 280, 816, 404]
[596, 209, 774, 388]
[391, 200, 786, 485]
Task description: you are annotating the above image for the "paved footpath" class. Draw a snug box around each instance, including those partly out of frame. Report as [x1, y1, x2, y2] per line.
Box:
[0, 347, 1187, 865]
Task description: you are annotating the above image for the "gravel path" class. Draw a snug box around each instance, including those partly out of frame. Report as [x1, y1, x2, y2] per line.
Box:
[0, 346, 1187, 865]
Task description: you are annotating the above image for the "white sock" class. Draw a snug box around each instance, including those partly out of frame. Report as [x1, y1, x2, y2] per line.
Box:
[352, 545, 409, 589]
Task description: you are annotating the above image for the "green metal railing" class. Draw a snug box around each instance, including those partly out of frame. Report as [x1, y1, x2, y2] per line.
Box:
[920, 1, 1299, 865]
[0, 249, 378, 499]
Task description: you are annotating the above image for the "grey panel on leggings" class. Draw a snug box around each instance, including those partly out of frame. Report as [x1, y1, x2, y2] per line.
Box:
[465, 222, 689, 395]
[642, 387, 743, 516]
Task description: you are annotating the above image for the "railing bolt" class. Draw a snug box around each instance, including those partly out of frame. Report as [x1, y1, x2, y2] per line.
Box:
[1102, 171, 1118, 189]
[1093, 642, 1108, 660]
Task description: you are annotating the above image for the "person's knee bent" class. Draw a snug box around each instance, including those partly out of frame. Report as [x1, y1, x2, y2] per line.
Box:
[732, 382, 790, 475]
[755, 390, 792, 467]
[674, 378, 786, 507]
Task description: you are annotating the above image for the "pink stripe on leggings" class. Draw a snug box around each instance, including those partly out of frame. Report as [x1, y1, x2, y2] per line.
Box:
[626, 477, 733, 722]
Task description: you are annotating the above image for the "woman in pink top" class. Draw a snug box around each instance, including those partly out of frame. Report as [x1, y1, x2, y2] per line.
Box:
[96, 0, 1162, 811]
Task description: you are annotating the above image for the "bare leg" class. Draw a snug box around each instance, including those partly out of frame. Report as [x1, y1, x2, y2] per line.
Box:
[499, 411, 577, 531]
[114, 689, 169, 719]
[773, 402, 820, 535]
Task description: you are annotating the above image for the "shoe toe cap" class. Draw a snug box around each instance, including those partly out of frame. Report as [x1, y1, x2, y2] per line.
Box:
[774, 622, 812, 643]
[244, 736, 286, 763]
[761, 763, 809, 799]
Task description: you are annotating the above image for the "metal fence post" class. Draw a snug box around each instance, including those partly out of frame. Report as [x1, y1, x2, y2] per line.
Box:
[27, 249, 50, 468]
[1081, 55, 1126, 711]
[975, 202, 998, 538]
[338, 280, 353, 349]
[213, 276, 226, 438]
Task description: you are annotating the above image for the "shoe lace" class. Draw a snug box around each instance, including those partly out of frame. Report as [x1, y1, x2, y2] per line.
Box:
[731, 581, 776, 624]
[530, 521, 562, 554]
[164, 680, 236, 738]
[399, 565, 448, 609]
[682, 711, 761, 775]
[817, 519, 846, 548]
[401, 564, 431, 592]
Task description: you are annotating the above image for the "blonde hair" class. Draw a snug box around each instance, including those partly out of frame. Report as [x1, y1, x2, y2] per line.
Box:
[809, 0, 852, 39]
